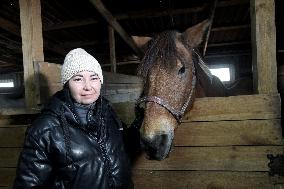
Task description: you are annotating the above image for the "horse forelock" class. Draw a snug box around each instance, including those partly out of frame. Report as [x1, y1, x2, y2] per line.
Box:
[138, 30, 182, 80]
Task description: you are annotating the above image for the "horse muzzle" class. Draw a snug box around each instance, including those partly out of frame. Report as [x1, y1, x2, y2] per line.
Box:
[141, 132, 174, 160]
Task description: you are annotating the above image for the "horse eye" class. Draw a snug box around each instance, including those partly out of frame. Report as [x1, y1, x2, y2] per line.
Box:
[178, 65, 185, 75]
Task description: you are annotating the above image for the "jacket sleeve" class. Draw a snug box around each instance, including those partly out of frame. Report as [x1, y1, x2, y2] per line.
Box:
[13, 124, 54, 189]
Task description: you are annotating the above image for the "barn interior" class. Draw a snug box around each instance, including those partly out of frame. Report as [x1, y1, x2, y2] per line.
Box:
[0, 1, 284, 188]
[0, 0, 283, 99]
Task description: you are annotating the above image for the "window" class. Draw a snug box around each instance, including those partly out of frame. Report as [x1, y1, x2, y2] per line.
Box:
[0, 79, 14, 88]
[209, 67, 231, 82]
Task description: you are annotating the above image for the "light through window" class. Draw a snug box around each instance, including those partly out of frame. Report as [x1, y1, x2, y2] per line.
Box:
[0, 81, 14, 88]
[210, 68, 230, 82]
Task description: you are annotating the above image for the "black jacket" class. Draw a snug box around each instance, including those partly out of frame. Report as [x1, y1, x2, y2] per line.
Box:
[13, 89, 133, 189]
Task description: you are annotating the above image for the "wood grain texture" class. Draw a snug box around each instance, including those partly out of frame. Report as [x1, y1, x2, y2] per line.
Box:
[133, 146, 284, 171]
[250, 0, 277, 94]
[175, 119, 284, 146]
[184, 94, 280, 121]
[133, 170, 284, 189]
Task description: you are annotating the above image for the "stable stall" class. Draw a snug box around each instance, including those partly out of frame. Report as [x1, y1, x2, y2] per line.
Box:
[0, 0, 283, 188]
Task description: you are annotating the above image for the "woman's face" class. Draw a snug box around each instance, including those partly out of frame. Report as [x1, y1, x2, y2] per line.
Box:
[68, 71, 101, 105]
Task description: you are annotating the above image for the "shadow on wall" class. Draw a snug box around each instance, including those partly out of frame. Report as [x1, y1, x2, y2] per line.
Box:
[280, 93, 284, 138]
[38, 72, 61, 106]
[278, 65, 284, 137]
[226, 76, 253, 96]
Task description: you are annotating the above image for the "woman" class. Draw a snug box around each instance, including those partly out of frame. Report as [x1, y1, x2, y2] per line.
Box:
[13, 48, 134, 189]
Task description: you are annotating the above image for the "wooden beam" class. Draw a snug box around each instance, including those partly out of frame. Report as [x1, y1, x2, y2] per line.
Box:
[207, 41, 250, 47]
[175, 119, 283, 146]
[134, 146, 283, 171]
[49, 23, 250, 52]
[250, 0, 278, 94]
[203, 0, 218, 56]
[132, 170, 282, 189]
[89, 0, 143, 57]
[44, 18, 98, 31]
[211, 24, 250, 32]
[184, 94, 280, 122]
[44, 0, 249, 31]
[205, 52, 250, 58]
[44, 7, 207, 31]
[0, 16, 66, 56]
[217, 0, 249, 7]
[0, 17, 20, 36]
[101, 60, 140, 67]
[108, 26, 116, 73]
[19, 0, 44, 110]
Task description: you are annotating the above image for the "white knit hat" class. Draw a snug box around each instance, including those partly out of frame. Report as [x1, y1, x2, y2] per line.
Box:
[61, 48, 103, 85]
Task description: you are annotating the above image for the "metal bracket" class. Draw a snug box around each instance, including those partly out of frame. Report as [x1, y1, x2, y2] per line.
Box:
[267, 154, 284, 176]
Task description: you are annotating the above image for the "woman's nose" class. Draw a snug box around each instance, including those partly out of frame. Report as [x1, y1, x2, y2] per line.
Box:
[83, 80, 92, 90]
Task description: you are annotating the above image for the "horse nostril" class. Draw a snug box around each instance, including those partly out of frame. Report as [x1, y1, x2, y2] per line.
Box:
[141, 133, 174, 160]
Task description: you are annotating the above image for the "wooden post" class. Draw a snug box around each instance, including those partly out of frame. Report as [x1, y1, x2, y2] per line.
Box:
[109, 26, 116, 73]
[19, 0, 44, 110]
[250, 0, 278, 94]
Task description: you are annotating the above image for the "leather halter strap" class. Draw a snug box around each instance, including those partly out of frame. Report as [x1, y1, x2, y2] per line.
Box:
[136, 50, 197, 123]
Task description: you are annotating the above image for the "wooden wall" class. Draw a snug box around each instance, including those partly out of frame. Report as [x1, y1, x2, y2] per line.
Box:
[0, 62, 284, 188]
[0, 122, 28, 189]
[132, 94, 284, 188]
[1, 92, 283, 188]
[0, 0, 282, 188]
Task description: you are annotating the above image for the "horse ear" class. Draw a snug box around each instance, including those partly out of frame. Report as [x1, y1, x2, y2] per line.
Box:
[182, 19, 211, 47]
[132, 36, 152, 49]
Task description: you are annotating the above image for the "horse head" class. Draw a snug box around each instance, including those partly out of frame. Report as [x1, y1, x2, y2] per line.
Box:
[133, 20, 211, 160]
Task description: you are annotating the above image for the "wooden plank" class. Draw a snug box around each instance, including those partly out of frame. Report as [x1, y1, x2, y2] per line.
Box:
[0, 108, 39, 116]
[0, 17, 20, 36]
[133, 146, 284, 171]
[250, 0, 277, 94]
[103, 84, 142, 103]
[108, 26, 116, 73]
[0, 148, 21, 167]
[3, 168, 283, 189]
[0, 115, 37, 125]
[104, 92, 140, 104]
[113, 94, 281, 124]
[103, 72, 142, 84]
[133, 170, 284, 189]
[0, 168, 16, 187]
[184, 94, 280, 121]
[102, 83, 142, 94]
[19, 0, 44, 109]
[175, 119, 284, 146]
[0, 126, 27, 147]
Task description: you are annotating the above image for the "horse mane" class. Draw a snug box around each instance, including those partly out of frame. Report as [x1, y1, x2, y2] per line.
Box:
[137, 30, 181, 79]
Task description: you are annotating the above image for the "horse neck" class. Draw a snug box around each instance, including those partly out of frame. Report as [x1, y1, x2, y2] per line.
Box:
[195, 63, 230, 97]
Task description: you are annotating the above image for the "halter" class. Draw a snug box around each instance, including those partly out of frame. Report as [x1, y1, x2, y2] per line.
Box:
[135, 49, 198, 123]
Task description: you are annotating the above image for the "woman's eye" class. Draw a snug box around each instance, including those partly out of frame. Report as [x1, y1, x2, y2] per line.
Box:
[73, 78, 82, 81]
[178, 65, 185, 75]
[91, 77, 99, 81]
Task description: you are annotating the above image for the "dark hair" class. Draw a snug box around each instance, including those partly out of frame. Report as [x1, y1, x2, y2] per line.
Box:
[137, 30, 179, 79]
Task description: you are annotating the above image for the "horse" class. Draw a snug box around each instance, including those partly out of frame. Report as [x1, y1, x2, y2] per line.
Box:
[132, 20, 235, 160]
